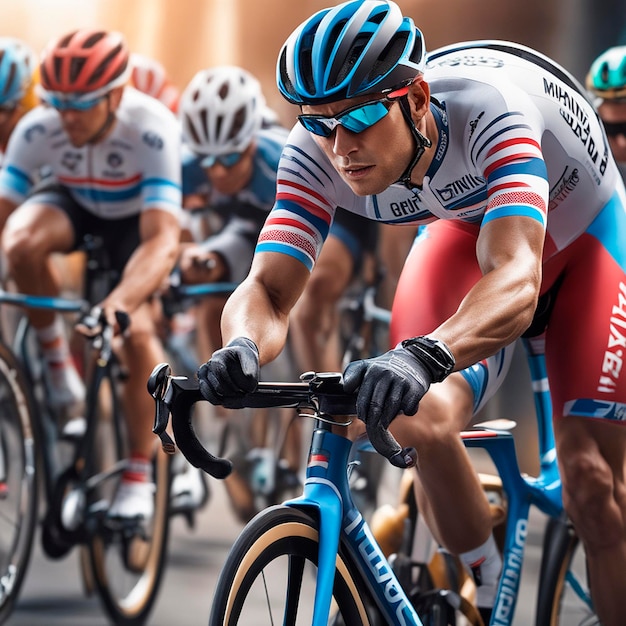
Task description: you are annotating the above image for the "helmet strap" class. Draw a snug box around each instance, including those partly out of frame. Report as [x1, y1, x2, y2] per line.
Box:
[87, 94, 116, 145]
[395, 95, 431, 189]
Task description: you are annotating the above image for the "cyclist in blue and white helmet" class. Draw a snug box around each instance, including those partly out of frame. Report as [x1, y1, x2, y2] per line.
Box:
[199, 2, 626, 622]
[0, 37, 36, 156]
[277, 0, 429, 187]
[587, 46, 626, 169]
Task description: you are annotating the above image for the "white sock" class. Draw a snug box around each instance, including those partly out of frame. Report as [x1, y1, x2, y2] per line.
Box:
[36, 317, 70, 365]
[122, 455, 153, 484]
[460, 534, 502, 608]
[36, 317, 84, 405]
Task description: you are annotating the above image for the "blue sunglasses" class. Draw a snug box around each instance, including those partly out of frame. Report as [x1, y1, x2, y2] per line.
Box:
[200, 152, 244, 168]
[298, 86, 409, 138]
[43, 92, 106, 111]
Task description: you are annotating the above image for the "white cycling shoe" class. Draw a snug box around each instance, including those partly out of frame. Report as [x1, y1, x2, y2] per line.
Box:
[171, 466, 209, 512]
[44, 361, 86, 419]
[109, 481, 155, 520]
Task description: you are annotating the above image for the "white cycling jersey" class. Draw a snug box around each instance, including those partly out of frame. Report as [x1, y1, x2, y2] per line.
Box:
[0, 87, 182, 219]
[260, 40, 623, 271]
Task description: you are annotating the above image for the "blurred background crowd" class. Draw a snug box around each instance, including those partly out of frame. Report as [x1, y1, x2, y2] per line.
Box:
[4, 0, 625, 128]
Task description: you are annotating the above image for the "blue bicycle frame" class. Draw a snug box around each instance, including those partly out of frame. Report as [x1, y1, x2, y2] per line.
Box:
[462, 342, 567, 626]
[283, 424, 423, 626]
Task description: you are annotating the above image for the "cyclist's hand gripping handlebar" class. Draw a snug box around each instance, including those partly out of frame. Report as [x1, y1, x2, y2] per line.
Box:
[342, 343, 453, 470]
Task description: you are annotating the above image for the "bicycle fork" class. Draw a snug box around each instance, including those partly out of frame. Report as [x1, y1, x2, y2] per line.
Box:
[284, 425, 423, 626]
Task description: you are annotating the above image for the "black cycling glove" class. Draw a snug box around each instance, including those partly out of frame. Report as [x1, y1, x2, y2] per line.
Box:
[197, 337, 260, 407]
[343, 337, 455, 431]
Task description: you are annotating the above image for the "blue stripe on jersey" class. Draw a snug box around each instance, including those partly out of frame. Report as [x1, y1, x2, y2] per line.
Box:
[470, 111, 521, 161]
[1, 164, 32, 196]
[482, 205, 546, 226]
[586, 191, 626, 271]
[475, 123, 534, 162]
[281, 143, 334, 187]
[143, 177, 181, 192]
[487, 157, 548, 182]
[72, 185, 141, 203]
[255, 241, 314, 270]
[274, 198, 331, 239]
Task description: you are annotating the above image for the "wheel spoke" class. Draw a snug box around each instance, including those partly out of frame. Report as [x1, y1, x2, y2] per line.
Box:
[284, 553, 306, 624]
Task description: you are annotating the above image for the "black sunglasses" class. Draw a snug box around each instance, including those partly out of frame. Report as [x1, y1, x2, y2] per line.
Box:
[603, 120, 626, 137]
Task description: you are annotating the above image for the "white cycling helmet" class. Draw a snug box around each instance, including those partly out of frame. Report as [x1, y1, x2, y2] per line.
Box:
[180, 66, 266, 156]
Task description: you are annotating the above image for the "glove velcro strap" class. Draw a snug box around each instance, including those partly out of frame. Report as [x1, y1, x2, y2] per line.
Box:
[400, 336, 455, 383]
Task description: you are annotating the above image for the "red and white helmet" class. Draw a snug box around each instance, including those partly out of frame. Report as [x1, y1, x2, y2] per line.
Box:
[130, 52, 180, 113]
[39, 28, 130, 97]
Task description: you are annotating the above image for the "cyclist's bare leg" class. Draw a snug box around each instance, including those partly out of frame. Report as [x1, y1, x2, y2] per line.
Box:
[389, 372, 493, 554]
[554, 416, 626, 626]
[2, 202, 74, 328]
[118, 302, 162, 460]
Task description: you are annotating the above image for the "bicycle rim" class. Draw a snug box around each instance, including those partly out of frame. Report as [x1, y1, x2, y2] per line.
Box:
[536, 518, 599, 626]
[0, 344, 39, 624]
[210, 506, 381, 626]
[85, 372, 172, 625]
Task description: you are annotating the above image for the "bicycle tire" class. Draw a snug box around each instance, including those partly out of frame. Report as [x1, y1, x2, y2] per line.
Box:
[536, 516, 599, 626]
[209, 505, 384, 626]
[0, 341, 39, 625]
[85, 366, 172, 626]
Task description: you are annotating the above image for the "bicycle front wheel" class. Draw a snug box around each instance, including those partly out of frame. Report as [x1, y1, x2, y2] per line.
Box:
[0, 343, 39, 625]
[210, 505, 382, 626]
[536, 516, 599, 626]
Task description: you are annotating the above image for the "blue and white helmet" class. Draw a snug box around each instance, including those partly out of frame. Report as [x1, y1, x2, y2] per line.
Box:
[587, 46, 626, 101]
[277, 0, 426, 105]
[0, 37, 35, 107]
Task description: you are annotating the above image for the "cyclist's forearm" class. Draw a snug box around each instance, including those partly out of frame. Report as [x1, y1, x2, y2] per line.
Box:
[220, 279, 291, 365]
[107, 231, 180, 313]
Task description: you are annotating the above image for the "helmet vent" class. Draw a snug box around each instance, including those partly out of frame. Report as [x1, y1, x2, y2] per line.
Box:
[184, 113, 201, 145]
[218, 82, 230, 100]
[367, 34, 408, 84]
[58, 32, 75, 49]
[88, 44, 127, 87]
[229, 106, 246, 140]
[4, 64, 16, 98]
[84, 32, 106, 49]
[200, 108, 209, 140]
[335, 33, 369, 85]
[601, 62, 609, 84]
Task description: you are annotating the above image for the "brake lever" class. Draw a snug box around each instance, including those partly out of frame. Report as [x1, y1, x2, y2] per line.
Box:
[148, 362, 176, 454]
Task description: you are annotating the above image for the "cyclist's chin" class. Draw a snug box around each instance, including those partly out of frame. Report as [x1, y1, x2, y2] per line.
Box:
[340, 169, 390, 197]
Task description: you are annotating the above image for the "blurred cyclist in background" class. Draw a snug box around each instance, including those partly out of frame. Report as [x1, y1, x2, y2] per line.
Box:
[587, 46, 626, 177]
[173, 65, 290, 519]
[0, 37, 38, 160]
[130, 52, 180, 114]
[0, 28, 181, 520]
[177, 65, 288, 358]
